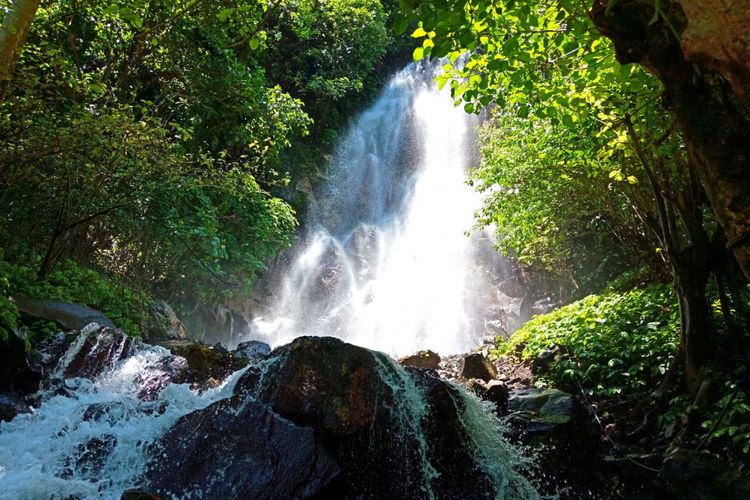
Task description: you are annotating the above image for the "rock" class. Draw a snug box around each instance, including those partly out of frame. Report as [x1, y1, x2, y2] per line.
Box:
[398, 350, 441, 369]
[56, 327, 135, 380]
[531, 345, 562, 374]
[11, 295, 116, 330]
[234, 336, 525, 499]
[135, 354, 188, 401]
[0, 393, 31, 422]
[144, 396, 339, 499]
[405, 367, 498, 497]
[0, 330, 41, 395]
[508, 388, 573, 424]
[461, 353, 498, 381]
[145, 300, 189, 342]
[656, 448, 750, 499]
[483, 380, 509, 413]
[82, 402, 128, 423]
[75, 434, 117, 478]
[505, 388, 602, 496]
[121, 490, 161, 500]
[157, 340, 248, 389]
[232, 340, 271, 363]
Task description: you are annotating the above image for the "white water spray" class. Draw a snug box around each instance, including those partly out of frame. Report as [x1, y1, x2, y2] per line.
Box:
[0, 340, 246, 499]
[246, 63, 524, 356]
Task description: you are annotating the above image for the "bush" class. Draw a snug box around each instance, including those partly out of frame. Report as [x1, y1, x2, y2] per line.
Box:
[492, 284, 680, 397]
[0, 258, 149, 340]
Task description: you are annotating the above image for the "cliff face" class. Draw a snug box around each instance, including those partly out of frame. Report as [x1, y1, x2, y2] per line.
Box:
[589, 0, 750, 279]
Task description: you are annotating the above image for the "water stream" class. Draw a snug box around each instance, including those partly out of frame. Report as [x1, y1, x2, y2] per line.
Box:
[0, 64, 537, 499]
[244, 62, 527, 356]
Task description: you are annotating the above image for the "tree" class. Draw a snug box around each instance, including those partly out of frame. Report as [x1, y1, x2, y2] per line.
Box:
[0, 0, 40, 96]
[400, 0, 745, 387]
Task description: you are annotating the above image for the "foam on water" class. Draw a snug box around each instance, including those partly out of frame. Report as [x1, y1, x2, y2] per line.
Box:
[0, 343, 246, 499]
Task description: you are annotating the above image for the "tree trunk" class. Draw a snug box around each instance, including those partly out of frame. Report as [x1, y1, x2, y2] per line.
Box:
[672, 255, 712, 386]
[0, 0, 41, 93]
[589, 0, 750, 281]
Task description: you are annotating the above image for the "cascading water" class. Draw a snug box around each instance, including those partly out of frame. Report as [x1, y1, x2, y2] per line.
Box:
[0, 331, 249, 499]
[245, 62, 527, 356]
[0, 64, 539, 499]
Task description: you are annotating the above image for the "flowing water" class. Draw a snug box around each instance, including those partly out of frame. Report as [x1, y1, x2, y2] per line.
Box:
[0, 331, 250, 499]
[0, 64, 537, 498]
[244, 62, 527, 356]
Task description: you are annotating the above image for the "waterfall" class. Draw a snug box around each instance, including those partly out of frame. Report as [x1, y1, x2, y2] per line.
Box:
[245, 62, 526, 356]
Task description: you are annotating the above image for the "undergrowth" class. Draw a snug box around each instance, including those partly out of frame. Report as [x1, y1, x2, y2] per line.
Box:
[0, 256, 150, 342]
[493, 283, 750, 464]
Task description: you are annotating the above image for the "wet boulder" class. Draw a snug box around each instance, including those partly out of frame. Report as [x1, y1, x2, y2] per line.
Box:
[52, 326, 135, 381]
[144, 300, 189, 342]
[144, 396, 339, 499]
[483, 380, 510, 413]
[11, 296, 116, 330]
[0, 330, 41, 395]
[232, 340, 271, 363]
[156, 340, 248, 389]
[506, 388, 602, 496]
[398, 349, 441, 370]
[508, 388, 573, 424]
[461, 353, 498, 381]
[405, 367, 498, 497]
[234, 336, 532, 499]
[0, 393, 31, 422]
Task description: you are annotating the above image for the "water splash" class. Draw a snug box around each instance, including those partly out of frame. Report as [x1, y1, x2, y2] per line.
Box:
[457, 389, 540, 499]
[0, 343, 244, 499]
[245, 62, 524, 356]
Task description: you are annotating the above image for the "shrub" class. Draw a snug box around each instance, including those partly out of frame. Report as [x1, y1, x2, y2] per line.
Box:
[492, 284, 680, 397]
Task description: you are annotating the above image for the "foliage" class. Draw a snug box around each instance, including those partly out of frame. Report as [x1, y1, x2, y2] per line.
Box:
[0, 258, 149, 339]
[493, 284, 680, 396]
[470, 109, 666, 296]
[698, 379, 750, 459]
[0, 0, 400, 312]
[263, 0, 393, 142]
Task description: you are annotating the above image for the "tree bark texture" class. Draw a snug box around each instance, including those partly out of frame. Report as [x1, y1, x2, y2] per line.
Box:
[589, 0, 750, 281]
[0, 0, 41, 87]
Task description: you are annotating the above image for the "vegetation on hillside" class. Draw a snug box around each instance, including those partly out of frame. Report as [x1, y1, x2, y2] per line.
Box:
[399, 0, 750, 467]
[0, 0, 407, 339]
[494, 283, 750, 463]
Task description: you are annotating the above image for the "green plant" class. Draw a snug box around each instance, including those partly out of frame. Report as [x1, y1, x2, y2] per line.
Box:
[493, 284, 680, 396]
[0, 258, 149, 339]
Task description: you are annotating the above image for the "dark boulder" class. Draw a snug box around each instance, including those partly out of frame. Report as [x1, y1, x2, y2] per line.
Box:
[121, 490, 161, 500]
[157, 340, 248, 389]
[505, 388, 603, 496]
[508, 388, 573, 424]
[56, 327, 135, 380]
[0, 330, 41, 395]
[398, 349, 441, 370]
[461, 353, 498, 381]
[405, 367, 497, 497]
[235, 336, 533, 499]
[484, 380, 510, 413]
[144, 396, 339, 499]
[11, 296, 116, 330]
[0, 393, 31, 422]
[531, 344, 562, 374]
[656, 448, 750, 499]
[232, 340, 271, 363]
